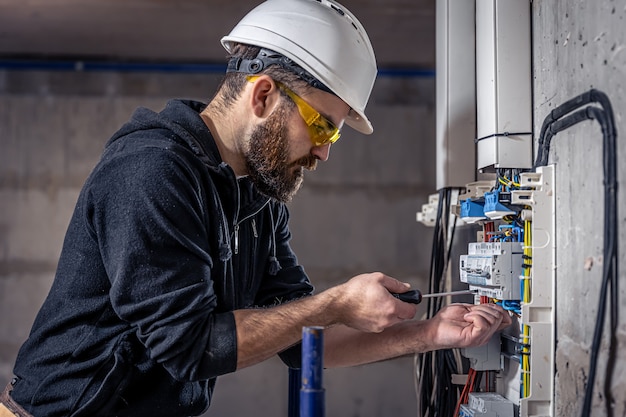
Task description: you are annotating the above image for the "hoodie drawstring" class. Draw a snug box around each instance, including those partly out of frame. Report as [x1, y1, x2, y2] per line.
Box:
[267, 206, 282, 276]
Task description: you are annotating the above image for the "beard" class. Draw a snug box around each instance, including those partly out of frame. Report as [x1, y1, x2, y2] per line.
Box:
[244, 102, 318, 203]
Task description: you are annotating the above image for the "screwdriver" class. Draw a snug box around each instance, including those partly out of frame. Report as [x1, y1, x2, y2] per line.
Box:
[391, 289, 477, 304]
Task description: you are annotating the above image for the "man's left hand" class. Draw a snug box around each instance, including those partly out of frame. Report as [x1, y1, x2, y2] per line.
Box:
[425, 303, 512, 349]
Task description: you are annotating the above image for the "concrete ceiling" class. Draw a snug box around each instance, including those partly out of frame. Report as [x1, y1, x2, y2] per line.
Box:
[0, 0, 435, 69]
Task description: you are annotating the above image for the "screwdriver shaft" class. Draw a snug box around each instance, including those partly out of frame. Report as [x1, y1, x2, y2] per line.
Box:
[421, 289, 477, 299]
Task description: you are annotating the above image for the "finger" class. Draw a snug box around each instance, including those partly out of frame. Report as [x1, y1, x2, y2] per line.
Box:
[379, 274, 411, 293]
[497, 310, 513, 329]
[465, 304, 505, 322]
[462, 313, 501, 345]
[481, 304, 513, 328]
[464, 308, 503, 329]
[394, 300, 418, 320]
[498, 319, 512, 330]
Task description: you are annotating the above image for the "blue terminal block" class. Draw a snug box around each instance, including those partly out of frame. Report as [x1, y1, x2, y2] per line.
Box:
[483, 191, 516, 219]
[460, 199, 487, 223]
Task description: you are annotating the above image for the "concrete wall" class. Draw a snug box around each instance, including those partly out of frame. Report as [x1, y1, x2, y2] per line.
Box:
[0, 69, 435, 416]
[532, 0, 626, 415]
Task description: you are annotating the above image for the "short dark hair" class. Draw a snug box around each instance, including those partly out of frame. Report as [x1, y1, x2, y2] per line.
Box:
[212, 43, 312, 111]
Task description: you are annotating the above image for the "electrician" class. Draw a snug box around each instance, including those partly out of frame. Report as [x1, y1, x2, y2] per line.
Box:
[1, 1, 511, 416]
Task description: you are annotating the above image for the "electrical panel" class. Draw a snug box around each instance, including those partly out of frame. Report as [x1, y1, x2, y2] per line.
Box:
[457, 166, 555, 416]
[425, 0, 558, 415]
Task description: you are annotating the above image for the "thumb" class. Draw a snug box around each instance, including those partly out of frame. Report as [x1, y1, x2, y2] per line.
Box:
[380, 275, 412, 293]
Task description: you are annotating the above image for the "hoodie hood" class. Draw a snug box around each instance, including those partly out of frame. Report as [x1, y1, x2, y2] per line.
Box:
[105, 99, 280, 275]
[107, 99, 222, 169]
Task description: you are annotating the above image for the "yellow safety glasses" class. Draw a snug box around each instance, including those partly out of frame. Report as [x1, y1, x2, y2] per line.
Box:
[247, 75, 341, 146]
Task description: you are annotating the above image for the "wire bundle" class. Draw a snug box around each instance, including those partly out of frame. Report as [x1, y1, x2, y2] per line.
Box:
[415, 187, 463, 417]
[453, 368, 484, 416]
[536, 89, 618, 416]
[521, 220, 532, 399]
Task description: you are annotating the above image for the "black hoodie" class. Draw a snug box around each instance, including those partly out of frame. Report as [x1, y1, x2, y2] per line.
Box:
[11, 99, 314, 417]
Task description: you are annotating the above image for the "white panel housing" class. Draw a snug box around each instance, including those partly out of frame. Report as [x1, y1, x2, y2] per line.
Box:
[512, 166, 556, 417]
[476, 0, 532, 170]
[435, 0, 476, 188]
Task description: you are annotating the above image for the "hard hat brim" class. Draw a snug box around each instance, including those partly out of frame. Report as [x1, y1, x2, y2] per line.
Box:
[346, 109, 373, 135]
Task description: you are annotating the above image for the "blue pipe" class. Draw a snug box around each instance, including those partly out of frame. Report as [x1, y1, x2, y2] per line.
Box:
[0, 59, 226, 74]
[0, 59, 435, 78]
[300, 326, 325, 417]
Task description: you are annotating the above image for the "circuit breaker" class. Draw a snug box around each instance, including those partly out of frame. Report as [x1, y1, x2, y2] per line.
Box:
[459, 393, 515, 417]
[460, 242, 523, 299]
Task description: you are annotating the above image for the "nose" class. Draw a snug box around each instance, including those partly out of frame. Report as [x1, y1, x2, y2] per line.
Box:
[311, 143, 331, 162]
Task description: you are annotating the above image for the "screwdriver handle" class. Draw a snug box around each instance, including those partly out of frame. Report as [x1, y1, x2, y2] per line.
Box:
[391, 289, 423, 304]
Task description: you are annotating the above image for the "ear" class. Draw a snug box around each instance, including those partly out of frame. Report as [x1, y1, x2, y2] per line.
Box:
[249, 75, 281, 119]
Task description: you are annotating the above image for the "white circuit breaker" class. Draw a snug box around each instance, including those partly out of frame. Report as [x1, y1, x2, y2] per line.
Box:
[460, 393, 515, 417]
[460, 242, 523, 299]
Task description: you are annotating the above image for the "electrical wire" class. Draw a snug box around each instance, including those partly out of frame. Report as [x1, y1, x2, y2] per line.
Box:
[453, 368, 476, 416]
[521, 220, 531, 399]
[535, 89, 618, 416]
[415, 187, 464, 417]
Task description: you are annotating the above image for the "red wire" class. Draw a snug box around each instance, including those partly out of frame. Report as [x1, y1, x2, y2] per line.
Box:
[454, 368, 476, 416]
[483, 221, 494, 242]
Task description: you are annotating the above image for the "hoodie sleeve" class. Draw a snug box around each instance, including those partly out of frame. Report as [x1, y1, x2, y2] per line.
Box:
[87, 142, 236, 381]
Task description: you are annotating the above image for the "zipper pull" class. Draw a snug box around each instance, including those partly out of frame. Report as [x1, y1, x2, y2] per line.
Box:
[234, 223, 239, 255]
[251, 219, 258, 238]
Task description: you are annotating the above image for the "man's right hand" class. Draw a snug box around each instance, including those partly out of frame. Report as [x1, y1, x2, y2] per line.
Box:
[330, 272, 418, 333]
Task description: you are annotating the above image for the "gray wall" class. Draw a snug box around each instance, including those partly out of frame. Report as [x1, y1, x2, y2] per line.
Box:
[532, 0, 626, 415]
[0, 69, 435, 416]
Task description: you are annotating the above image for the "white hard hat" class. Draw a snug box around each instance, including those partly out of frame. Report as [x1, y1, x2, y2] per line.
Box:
[221, 0, 377, 134]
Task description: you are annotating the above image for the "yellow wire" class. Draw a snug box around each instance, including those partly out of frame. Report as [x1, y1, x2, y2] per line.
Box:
[498, 176, 521, 188]
[522, 324, 530, 397]
[521, 220, 532, 398]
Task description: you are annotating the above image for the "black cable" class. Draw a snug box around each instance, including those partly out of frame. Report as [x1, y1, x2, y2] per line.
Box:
[534, 89, 615, 168]
[536, 108, 592, 167]
[418, 187, 462, 417]
[534, 89, 595, 167]
[534, 89, 618, 416]
[583, 103, 618, 417]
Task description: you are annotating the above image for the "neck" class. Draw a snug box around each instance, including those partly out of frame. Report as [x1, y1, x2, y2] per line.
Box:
[200, 103, 248, 176]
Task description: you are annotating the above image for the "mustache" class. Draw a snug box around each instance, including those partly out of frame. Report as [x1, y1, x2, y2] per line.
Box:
[292, 155, 318, 171]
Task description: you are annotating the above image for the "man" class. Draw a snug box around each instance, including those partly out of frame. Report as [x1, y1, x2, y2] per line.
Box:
[1, 0, 511, 416]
